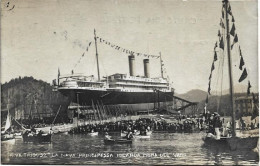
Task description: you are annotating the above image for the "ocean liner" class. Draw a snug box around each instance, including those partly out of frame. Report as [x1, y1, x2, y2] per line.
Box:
[55, 30, 174, 112]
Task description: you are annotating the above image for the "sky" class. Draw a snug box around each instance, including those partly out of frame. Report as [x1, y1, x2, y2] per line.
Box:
[1, 0, 258, 94]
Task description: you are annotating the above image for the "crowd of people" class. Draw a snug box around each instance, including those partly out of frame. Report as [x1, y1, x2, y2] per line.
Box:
[68, 117, 198, 134]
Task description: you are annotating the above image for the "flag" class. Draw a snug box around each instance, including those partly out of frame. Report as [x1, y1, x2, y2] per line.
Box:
[86, 47, 88, 51]
[214, 51, 218, 61]
[232, 15, 235, 22]
[89, 42, 92, 46]
[100, 38, 102, 42]
[82, 52, 85, 57]
[219, 37, 224, 50]
[220, 19, 225, 29]
[231, 34, 238, 49]
[71, 70, 74, 74]
[233, 34, 238, 43]
[227, 4, 232, 15]
[238, 68, 247, 82]
[222, 10, 224, 19]
[211, 62, 215, 71]
[214, 41, 218, 50]
[230, 24, 236, 36]
[239, 46, 242, 56]
[239, 56, 244, 70]
[247, 81, 251, 95]
[218, 30, 221, 37]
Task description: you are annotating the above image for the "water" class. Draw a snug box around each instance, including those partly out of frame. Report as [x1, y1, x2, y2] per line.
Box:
[1, 132, 259, 165]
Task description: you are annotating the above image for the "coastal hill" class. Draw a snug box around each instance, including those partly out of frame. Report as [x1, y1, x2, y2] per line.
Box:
[1, 76, 70, 123]
[176, 89, 208, 103]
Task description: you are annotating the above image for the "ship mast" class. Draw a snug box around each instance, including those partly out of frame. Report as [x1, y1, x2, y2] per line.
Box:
[94, 29, 100, 81]
[224, 0, 236, 137]
[159, 52, 164, 78]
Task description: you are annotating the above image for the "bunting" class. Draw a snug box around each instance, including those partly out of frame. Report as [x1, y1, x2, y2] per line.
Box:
[238, 68, 248, 82]
[218, 30, 221, 37]
[220, 19, 225, 29]
[211, 62, 215, 71]
[97, 36, 160, 59]
[227, 3, 232, 15]
[239, 56, 244, 70]
[214, 51, 218, 61]
[232, 15, 235, 22]
[230, 23, 236, 36]
[214, 42, 218, 50]
[74, 41, 93, 68]
[231, 34, 238, 49]
[219, 37, 224, 50]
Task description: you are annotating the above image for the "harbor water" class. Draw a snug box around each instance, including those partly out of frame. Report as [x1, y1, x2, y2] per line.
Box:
[1, 132, 259, 165]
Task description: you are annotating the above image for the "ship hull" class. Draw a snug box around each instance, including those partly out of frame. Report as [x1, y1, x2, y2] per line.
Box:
[58, 88, 173, 111]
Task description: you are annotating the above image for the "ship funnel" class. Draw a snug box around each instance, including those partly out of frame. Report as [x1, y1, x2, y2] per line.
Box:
[143, 59, 150, 78]
[128, 55, 135, 76]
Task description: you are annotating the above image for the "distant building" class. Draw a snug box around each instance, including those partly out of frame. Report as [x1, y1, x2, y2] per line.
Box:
[235, 94, 259, 116]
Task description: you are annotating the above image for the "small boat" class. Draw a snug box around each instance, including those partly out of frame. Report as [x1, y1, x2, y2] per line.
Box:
[88, 132, 98, 136]
[202, 133, 228, 146]
[134, 130, 152, 139]
[202, 0, 259, 150]
[120, 130, 140, 137]
[1, 104, 14, 141]
[1, 133, 14, 141]
[104, 138, 132, 145]
[14, 132, 22, 139]
[134, 135, 151, 139]
[22, 130, 52, 143]
[227, 136, 259, 150]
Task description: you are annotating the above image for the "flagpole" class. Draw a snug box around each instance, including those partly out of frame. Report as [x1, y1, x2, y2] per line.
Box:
[94, 29, 100, 81]
[159, 52, 164, 78]
[224, 0, 236, 137]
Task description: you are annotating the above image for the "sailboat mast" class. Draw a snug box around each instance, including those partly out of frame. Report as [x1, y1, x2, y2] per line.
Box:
[224, 0, 236, 137]
[159, 52, 164, 78]
[94, 29, 100, 81]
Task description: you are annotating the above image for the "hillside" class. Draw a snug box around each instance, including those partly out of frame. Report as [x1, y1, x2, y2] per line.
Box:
[1, 76, 70, 123]
[176, 89, 258, 116]
[176, 89, 208, 102]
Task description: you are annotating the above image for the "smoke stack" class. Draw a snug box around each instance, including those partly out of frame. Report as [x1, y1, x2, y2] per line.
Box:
[128, 55, 135, 76]
[143, 59, 150, 78]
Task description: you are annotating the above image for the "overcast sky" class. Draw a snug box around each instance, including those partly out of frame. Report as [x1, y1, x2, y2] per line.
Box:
[1, 0, 258, 94]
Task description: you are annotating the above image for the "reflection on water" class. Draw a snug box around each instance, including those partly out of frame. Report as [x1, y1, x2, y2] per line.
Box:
[1, 132, 259, 165]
